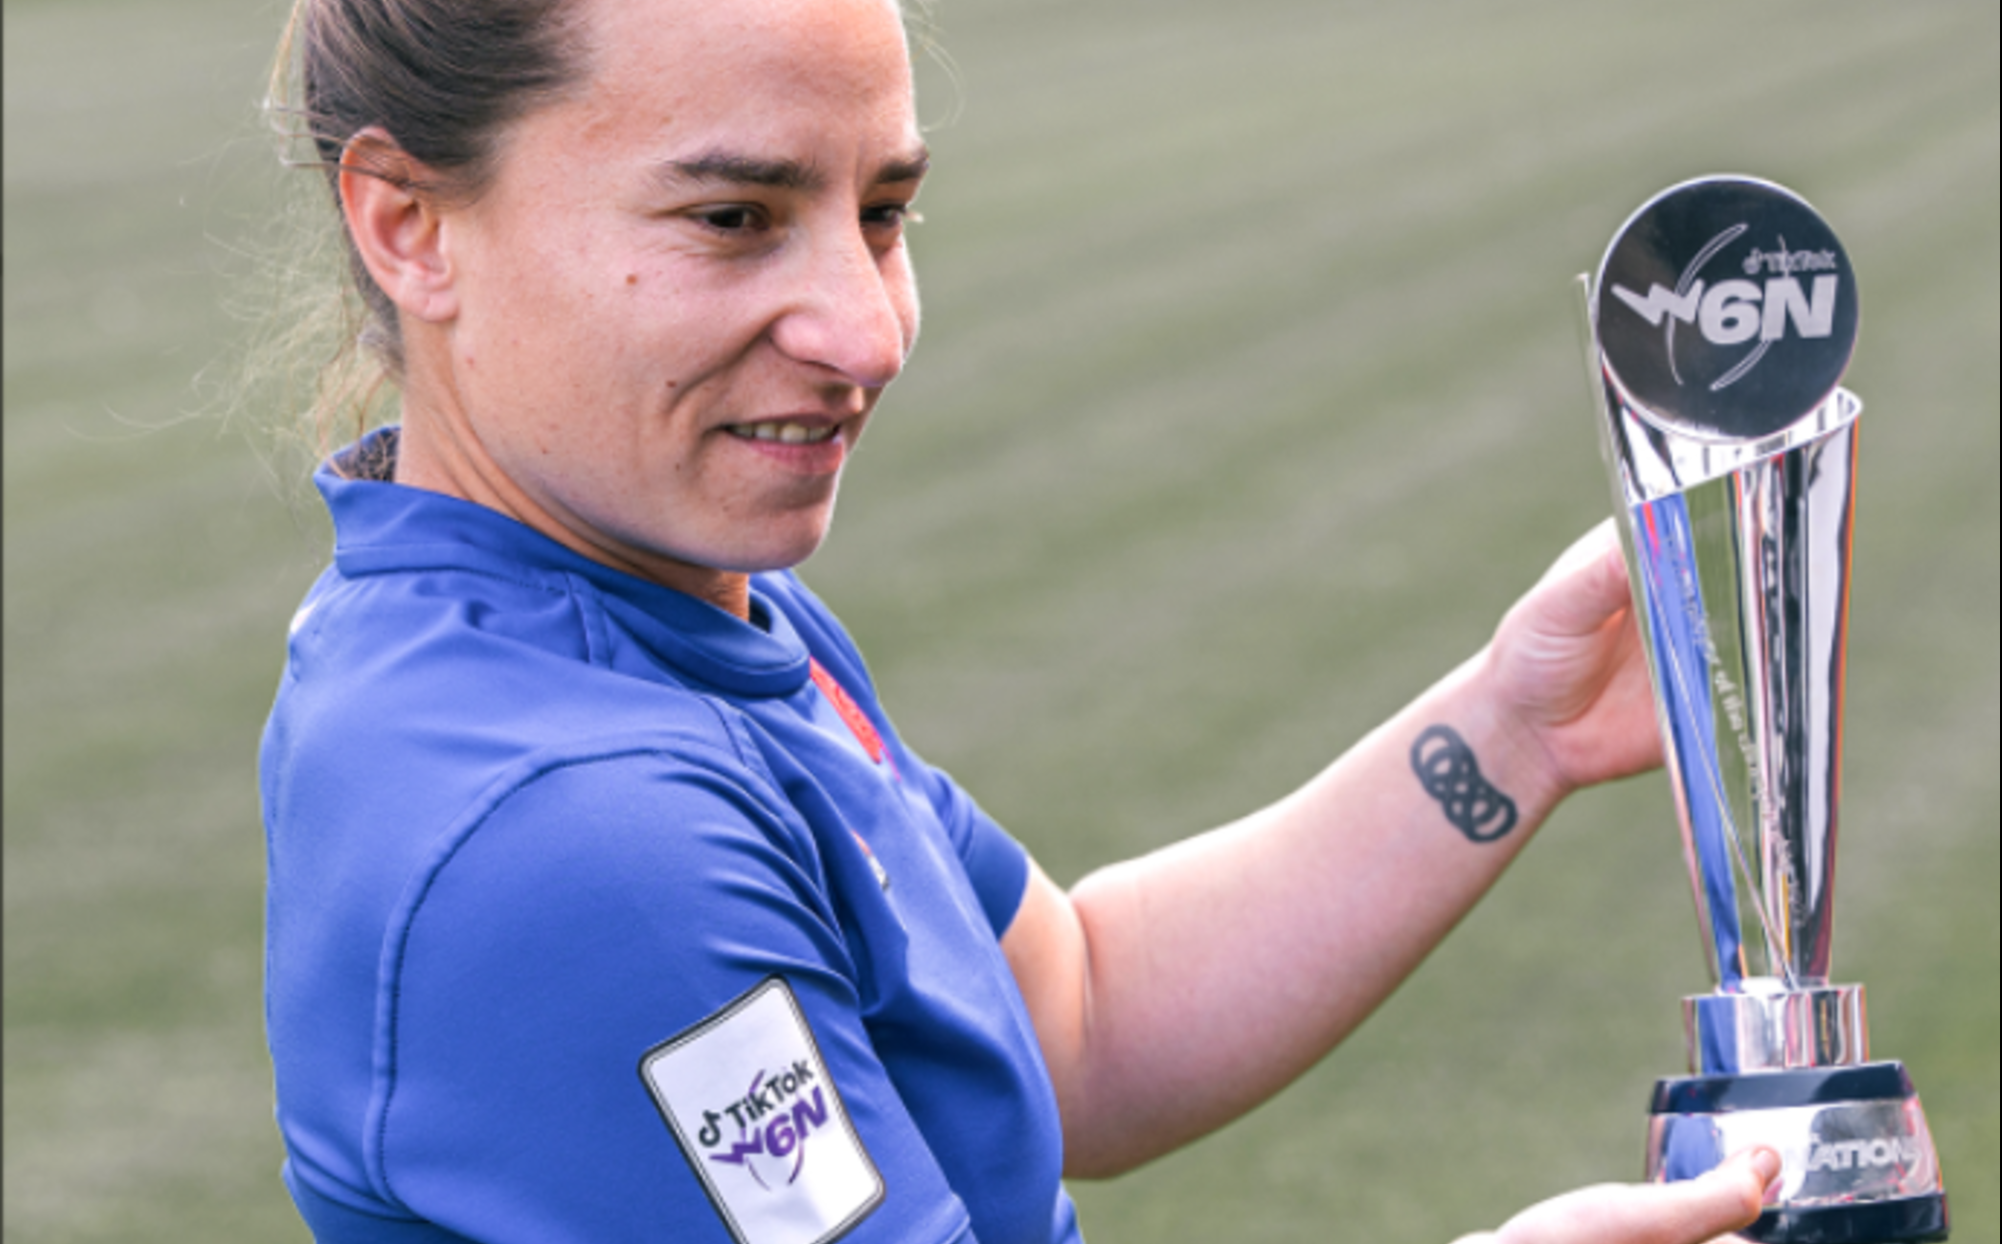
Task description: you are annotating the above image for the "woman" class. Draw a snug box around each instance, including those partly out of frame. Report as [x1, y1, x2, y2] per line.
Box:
[260, 0, 1779, 1240]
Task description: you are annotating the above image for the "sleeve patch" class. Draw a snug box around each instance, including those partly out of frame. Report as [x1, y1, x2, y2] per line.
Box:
[640, 977, 884, 1244]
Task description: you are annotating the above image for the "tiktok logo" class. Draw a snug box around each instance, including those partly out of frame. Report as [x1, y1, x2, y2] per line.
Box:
[697, 1063, 833, 1189]
[641, 977, 886, 1244]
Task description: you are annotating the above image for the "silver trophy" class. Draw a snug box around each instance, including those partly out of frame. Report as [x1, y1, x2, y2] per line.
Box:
[1582, 176, 1950, 1243]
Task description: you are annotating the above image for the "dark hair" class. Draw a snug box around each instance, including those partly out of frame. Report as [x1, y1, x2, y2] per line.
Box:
[265, 0, 584, 447]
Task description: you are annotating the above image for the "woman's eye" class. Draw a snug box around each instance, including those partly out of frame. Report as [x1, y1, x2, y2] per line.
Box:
[692, 205, 767, 233]
[862, 203, 917, 232]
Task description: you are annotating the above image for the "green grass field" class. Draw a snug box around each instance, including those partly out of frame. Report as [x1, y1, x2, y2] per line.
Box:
[5, 1, 1996, 1240]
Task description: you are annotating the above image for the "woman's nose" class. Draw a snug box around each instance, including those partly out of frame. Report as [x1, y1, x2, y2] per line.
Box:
[770, 224, 915, 390]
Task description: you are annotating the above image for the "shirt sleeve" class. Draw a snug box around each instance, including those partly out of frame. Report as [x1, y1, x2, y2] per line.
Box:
[909, 760, 1030, 940]
[356, 749, 979, 1244]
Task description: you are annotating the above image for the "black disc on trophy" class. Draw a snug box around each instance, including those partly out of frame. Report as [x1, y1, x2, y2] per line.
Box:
[1594, 176, 1858, 442]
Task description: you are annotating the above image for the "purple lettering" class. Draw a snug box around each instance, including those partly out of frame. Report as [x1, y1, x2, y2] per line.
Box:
[791, 1086, 829, 1135]
[766, 1114, 798, 1160]
[707, 1129, 766, 1167]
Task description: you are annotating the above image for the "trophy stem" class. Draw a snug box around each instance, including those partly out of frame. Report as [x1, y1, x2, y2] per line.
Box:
[1620, 409, 1858, 991]
[1684, 979, 1867, 1075]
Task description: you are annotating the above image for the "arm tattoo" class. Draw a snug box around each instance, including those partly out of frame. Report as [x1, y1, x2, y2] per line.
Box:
[1411, 725, 1519, 843]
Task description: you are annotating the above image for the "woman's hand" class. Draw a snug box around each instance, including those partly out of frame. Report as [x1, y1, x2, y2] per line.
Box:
[1452, 1147, 1778, 1244]
[1486, 519, 1662, 797]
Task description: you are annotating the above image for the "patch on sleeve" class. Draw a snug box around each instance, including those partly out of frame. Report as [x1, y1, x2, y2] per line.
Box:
[640, 977, 884, 1244]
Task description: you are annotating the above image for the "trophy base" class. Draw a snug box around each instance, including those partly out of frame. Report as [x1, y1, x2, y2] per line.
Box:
[1647, 1062, 1948, 1243]
[1745, 1193, 1950, 1244]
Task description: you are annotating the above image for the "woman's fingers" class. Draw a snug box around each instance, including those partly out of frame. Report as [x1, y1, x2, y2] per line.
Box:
[1486, 1148, 1779, 1244]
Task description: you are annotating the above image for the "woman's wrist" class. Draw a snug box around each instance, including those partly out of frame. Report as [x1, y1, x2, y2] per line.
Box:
[1420, 647, 1576, 838]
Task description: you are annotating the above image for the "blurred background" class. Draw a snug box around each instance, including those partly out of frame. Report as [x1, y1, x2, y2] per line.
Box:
[5, 0, 1995, 1240]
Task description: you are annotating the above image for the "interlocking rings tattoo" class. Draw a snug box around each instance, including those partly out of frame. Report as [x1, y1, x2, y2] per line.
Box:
[1411, 725, 1519, 844]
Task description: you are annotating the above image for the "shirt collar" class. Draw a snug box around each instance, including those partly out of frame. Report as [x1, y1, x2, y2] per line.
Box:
[316, 428, 812, 698]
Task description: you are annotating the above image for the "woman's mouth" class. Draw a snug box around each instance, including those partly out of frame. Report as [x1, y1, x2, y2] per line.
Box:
[724, 420, 839, 445]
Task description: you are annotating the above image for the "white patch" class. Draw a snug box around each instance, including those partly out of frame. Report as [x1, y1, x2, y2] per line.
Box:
[641, 978, 883, 1244]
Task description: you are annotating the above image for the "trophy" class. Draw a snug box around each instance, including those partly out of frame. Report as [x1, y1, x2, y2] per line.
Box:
[1582, 176, 1950, 1243]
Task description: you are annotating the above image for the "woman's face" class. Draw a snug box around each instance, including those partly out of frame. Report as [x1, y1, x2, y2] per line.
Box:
[419, 0, 925, 601]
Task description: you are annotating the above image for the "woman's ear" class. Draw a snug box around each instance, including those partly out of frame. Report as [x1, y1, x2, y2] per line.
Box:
[338, 128, 459, 324]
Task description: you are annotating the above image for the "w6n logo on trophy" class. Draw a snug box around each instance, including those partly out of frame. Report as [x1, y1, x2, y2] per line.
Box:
[1612, 243, 1840, 347]
[1594, 177, 1858, 444]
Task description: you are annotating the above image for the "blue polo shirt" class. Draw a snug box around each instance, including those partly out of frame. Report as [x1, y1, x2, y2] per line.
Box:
[261, 431, 1080, 1244]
